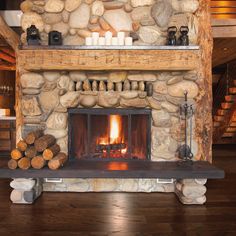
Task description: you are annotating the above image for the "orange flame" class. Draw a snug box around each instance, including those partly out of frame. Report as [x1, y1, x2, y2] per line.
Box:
[109, 115, 122, 144]
[97, 115, 127, 156]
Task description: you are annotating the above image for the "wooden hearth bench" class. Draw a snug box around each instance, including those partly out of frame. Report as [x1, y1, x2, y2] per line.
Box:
[0, 158, 224, 205]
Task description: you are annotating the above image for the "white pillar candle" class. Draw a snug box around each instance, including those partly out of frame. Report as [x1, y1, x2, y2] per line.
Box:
[125, 37, 133, 46]
[117, 32, 125, 46]
[98, 37, 105, 46]
[85, 37, 92, 46]
[105, 31, 112, 46]
[92, 32, 99, 45]
[111, 37, 118, 46]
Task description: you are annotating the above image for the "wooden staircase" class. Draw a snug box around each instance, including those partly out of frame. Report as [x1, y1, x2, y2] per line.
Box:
[213, 75, 236, 143]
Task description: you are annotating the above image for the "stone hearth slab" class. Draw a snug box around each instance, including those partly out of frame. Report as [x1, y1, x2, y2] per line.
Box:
[0, 158, 224, 179]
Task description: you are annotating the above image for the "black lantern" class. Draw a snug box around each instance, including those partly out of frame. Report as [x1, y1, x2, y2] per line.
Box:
[48, 31, 62, 46]
[26, 25, 40, 45]
[179, 26, 189, 46]
[167, 26, 177, 46]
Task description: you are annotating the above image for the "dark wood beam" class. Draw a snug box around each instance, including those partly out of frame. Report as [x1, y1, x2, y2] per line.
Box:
[212, 19, 236, 37]
[213, 38, 236, 67]
[0, 15, 20, 51]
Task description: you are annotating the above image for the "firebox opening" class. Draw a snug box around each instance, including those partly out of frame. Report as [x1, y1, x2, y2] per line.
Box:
[68, 108, 151, 161]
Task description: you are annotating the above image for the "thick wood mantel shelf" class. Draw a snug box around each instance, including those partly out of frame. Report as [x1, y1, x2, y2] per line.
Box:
[17, 46, 200, 71]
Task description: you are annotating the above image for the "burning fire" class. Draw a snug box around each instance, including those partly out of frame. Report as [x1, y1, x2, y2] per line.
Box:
[97, 115, 127, 157]
[110, 115, 121, 144]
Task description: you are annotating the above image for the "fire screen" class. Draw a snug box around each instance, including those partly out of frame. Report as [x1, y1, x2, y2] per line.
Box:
[68, 108, 151, 160]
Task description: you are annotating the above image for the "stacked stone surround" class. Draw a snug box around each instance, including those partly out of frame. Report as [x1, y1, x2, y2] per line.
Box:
[15, 0, 209, 200]
[20, 0, 199, 46]
[20, 70, 199, 161]
[19, 70, 201, 193]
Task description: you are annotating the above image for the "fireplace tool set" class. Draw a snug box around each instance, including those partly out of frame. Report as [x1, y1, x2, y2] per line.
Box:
[178, 91, 194, 163]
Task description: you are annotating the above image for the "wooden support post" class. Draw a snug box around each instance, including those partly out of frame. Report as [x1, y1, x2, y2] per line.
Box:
[195, 0, 213, 162]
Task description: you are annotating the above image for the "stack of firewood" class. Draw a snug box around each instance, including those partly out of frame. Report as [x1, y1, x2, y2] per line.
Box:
[8, 130, 68, 171]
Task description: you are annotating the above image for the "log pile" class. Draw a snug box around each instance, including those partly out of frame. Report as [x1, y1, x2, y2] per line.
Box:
[8, 130, 68, 170]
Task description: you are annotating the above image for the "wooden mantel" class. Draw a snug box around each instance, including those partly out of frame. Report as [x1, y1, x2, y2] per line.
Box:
[17, 46, 200, 71]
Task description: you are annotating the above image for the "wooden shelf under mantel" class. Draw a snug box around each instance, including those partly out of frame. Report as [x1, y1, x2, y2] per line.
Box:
[17, 45, 200, 71]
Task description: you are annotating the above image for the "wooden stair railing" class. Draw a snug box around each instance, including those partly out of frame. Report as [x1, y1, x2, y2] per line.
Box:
[213, 62, 236, 143]
[214, 103, 236, 143]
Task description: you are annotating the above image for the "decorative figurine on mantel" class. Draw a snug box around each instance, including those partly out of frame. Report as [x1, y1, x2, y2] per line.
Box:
[26, 25, 41, 46]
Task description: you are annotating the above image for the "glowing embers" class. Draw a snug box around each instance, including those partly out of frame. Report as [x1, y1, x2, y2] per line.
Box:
[96, 115, 127, 158]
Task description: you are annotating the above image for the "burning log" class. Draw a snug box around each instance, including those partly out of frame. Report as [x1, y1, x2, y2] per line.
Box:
[34, 134, 56, 152]
[11, 149, 23, 160]
[16, 140, 28, 152]
[18, 157, 31, 170]
[31, 156, 46, 169]
[43, 144, 60, 161]
[8, 159, 18, 169]
[25, 146, 37, 159]
[48, 152, 68, 170]
[25, 130, 44, 145]
[96, 143, 126, 152]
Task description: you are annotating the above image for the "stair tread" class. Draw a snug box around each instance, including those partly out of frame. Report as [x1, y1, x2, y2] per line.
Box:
[225, 95, 236, 102]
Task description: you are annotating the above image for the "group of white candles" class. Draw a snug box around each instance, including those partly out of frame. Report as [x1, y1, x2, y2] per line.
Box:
[85, 31, 133, 46]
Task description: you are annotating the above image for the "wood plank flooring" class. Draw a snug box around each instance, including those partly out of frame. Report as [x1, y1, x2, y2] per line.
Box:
[0, 144, 235, 236]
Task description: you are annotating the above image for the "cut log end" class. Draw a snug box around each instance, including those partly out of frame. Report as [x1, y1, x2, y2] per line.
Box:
[25, 130, 44, 145]
[48, 152, 68, 170]
[16, 140, 28, 152]
[31, 156, 46, 169]
[11, 149, 23, 160]
[8, 159, 18, 170]
[18, 157, 31, 170]
[43, 144, 60, 161]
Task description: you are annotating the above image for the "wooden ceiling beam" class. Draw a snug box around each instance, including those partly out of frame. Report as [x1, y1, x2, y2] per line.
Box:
[213, 38, 236, 67]
[212, 19, 236, 38]
[0, 15, 20, 51]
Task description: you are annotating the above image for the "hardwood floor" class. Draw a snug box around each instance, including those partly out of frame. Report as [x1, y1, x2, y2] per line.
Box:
[0, 145, 235, 236]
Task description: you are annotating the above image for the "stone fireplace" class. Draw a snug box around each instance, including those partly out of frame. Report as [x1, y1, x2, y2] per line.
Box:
[5, 0, 223, 205]
[19, 69, 201, 193]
